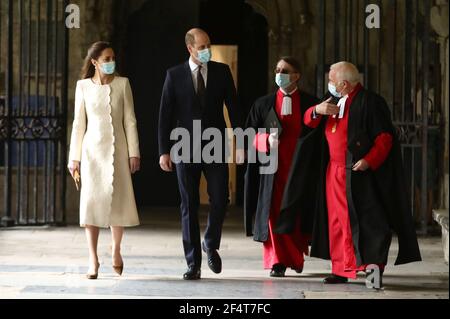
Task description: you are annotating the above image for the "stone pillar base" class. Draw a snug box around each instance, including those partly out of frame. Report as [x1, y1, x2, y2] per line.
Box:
[433, 209, 449, 265]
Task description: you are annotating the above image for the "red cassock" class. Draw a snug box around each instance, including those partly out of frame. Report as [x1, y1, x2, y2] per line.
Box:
[253, 89, 310, 269]
[304, 83, 392, 278]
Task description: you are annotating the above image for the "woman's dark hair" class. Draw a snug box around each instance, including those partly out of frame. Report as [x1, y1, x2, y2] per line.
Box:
[279, 56, 302, 74]
[80, 41, 113, 79]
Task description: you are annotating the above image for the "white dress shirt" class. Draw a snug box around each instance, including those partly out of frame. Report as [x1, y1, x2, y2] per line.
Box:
[189, 57, 208, 93]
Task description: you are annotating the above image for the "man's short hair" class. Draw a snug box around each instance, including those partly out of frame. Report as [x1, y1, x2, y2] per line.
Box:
[278, 56, 302, 74]
[185, 28, 208, 47]
[185, 32, 195, 47]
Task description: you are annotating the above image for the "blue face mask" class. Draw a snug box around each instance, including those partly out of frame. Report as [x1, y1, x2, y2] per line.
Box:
[275, 73, 292, 89]
[328, 82, 342, 98]
[100, 61, 116, 75]
[197, 48, 211, 64]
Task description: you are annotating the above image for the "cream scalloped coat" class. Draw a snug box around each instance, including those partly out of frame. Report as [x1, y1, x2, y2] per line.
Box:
[68, 76, 140, 228]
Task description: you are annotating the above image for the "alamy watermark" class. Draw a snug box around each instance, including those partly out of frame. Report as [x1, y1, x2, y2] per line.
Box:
[365, 264, 383, 289]
[66, 3, 381, 30]
[169, 120, 279, 175]
[65, 4, 80, 29]
[366, 4, 381, 29]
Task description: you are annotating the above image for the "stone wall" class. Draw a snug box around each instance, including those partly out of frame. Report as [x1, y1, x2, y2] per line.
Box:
[65, 0, 450, 222]
[2, 0, 448, 224]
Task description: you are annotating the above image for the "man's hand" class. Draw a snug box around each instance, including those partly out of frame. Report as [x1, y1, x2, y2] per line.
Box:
[352, 159, 370, 171]
[129, 157, 141, 174]
[68, 160, 80, 177]
[159, 154, 173, 172]
[315, 97, 340, 116]
[268, 132, 279, 149]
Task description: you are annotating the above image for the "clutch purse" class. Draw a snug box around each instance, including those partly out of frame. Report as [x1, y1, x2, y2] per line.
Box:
[73, 170, 81, 191]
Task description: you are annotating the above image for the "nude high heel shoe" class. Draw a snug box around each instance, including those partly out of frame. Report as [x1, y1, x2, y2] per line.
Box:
[86, 262, 100, 280]
[112, 264, 124, 276]
[110, 245, 124, 276]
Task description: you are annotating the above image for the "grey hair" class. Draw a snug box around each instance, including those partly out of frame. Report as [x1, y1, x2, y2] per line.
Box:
[330, 62, 361, 84]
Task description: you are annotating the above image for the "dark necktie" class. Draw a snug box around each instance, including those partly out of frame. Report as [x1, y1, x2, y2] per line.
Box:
[197, 65, 206, 109]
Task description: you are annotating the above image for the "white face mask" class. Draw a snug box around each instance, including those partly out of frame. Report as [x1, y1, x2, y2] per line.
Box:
[100, 61, 115, 75]
[328, 82, 342, 98]
[197, 48, 211, 64]
[275, 73, 292, 89]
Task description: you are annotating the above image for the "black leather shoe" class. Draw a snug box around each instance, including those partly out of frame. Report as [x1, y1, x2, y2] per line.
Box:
[183, 267, 201, 280]
[202, 242, 222, 274]
[323, 274, 348, 284]
[270, 264, 286, 277]
[292, 266, 304, 274]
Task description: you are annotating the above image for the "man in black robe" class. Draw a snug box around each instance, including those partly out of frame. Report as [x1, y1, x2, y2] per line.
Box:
[276, 62, 421, 289]
[244, 57, 318, 277]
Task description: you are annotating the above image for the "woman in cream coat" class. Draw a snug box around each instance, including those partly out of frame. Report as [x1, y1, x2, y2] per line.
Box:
[68, 41, 140, 279]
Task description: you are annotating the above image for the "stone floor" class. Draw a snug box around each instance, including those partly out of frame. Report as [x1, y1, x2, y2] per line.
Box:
[0, 208, 448, 299]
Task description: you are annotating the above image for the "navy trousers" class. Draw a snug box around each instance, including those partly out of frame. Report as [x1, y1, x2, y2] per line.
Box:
[175, 162, 229, 269]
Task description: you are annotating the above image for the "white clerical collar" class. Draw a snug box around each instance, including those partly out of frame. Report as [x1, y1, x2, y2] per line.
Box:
[280, 87, 298, 116]
[189, 57, 207, 72]
[332, 95, 348, 119]
[280, 87, 298, 96]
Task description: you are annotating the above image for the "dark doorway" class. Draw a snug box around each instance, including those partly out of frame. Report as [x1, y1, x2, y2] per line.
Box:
[200, 0, 269, 205]
[123, 0, 268, 207]
[123, 0, 200, 207]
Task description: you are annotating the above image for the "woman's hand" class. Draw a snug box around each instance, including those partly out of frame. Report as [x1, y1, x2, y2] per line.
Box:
[68, 160, 80, 177]
[129, 157, 141, 174]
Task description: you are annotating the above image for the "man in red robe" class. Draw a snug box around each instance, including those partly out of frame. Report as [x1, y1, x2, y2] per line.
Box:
[245, 57, 318, 277]
[305, 62, 391, 283]
[276, 62, 421, 288]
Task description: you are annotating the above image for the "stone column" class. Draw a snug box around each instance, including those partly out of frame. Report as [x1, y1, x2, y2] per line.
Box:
[247, 0, 299, 91]
[446, 37, 449, 209]
[431, 1, 449, 210]
[277, 0, 293, 56]
[431, 0, 449, 265]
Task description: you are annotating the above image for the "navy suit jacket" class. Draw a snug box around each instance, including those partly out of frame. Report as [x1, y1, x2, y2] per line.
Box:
[158, 61, 244, 157]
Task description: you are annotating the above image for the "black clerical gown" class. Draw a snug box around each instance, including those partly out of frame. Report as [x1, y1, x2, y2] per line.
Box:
[276, 87, 422, 268]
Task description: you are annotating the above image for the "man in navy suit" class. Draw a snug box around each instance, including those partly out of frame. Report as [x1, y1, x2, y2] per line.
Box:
[158, 28, 244, 280]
